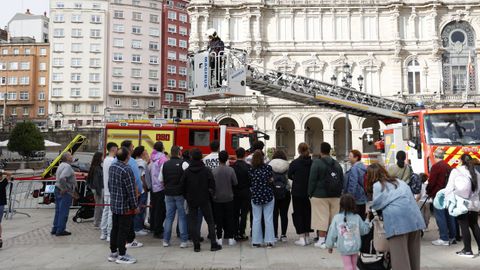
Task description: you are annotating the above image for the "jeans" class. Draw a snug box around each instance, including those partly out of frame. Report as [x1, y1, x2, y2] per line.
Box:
[151, 191, 166, 236]
[273, 191, 291, 237]
[110, 213, 133, 256]
[457, 211, 480, 253]
[164, 195, 188, 243]
[233, 192, 250, 236]
[213, 201, 235, 239]
[134, 192, 148, 232]
[52, 188, 72, 234]
[188, 202, 216, 245]
[252, 199, 275, 245]
[434, 207, 456, 241]
[100, 195, 113, 237]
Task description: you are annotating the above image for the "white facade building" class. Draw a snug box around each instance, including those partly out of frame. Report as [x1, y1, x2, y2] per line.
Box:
[8, 11, 49, 42]
[188, 0, 480, 159]
[49, 0, 108, 127]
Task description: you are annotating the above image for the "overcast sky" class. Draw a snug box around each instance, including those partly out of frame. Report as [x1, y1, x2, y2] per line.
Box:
[1, 0, 49, 27]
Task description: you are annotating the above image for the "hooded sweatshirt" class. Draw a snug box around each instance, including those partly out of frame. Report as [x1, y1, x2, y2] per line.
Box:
[445, 165, 480, 211]
[212, 164, 238, 203]
[288, 156, 312, 198]
[181, 160, 216, 207]
[269, 158, 291, 190]
[344, 161, 367, 204]
[150, 150, 168, 193]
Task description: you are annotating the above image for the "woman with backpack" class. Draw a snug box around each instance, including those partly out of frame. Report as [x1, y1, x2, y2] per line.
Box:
[269, 149, 291, 242]
[288, 143, 313, 246]
[388, 150, 411, 182]
[343, 150, 367, 219]
[444, 154, 480, 258]
[369, 163, 425, 270]
[86, 152, 104, 228]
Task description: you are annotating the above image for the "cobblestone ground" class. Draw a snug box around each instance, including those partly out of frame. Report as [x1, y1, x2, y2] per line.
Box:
[0, 209, 479, 270]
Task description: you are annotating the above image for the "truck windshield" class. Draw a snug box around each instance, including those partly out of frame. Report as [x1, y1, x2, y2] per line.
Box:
[424, 113, 480, 145]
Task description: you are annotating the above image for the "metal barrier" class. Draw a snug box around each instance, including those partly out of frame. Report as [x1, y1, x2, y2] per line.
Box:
[5, 177, 88, 220]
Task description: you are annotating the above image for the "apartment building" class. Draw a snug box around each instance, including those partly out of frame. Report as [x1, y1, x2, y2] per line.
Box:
[49, 0, 108, 127]
[0, 40, 49, 127]
[107, 0, 162, 120]
[161, 0, 190, 119]
[8, 10, 49, 43]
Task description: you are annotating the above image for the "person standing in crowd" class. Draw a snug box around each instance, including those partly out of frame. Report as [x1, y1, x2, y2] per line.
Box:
[107, 147, 138, 264]
[369, 163, 425, 270]
[181, 148, 222, 252]
[246, 141, 268, 165]
[444, 154, 480, 258]
[343, 150, 367, 219]
[249, 150, 275, 248]
[150, 142, 168, 239]
[51, 152, 78, 236]
[132, 146, 150, 231]
[86, 152, 104, 228]
[308, 142, 344, 248]
[325, 194, 370, 270]
[0, 170, 12, 248]
[388, 150, 411, 182]
[203, 140, 220, 170]
[427, 149, 456, 246]
[162, 146, 188, 248]
[212, 150, 238, 246]
[231, 147, 252, 241]
[100, 142, 118, 241]
[269, 149, 291, 242]
[416, 173, 430, 232]
[288, 143, 313, 246]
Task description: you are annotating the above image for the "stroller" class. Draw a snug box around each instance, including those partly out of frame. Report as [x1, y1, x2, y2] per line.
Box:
[357, 212, 391, 270]
[72, 189, 95, 223]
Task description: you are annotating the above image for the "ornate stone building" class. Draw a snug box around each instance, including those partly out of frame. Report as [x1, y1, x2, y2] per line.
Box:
[187, 0, 480, 159]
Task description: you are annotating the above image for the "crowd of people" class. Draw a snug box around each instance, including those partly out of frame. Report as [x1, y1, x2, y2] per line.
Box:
[17, 138, 476, 268]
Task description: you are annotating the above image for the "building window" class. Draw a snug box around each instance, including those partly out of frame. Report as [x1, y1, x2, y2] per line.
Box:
[38, 107, 45, 115]
[168, 24, 177, 33]
[53, 58, 64, 67]
[13, 48, 19, 55]
[132, 12, 142, 21]
[40, 48, 47, 55]
[39, 62, 47, 71]
[113, 67, 123, 77]
[55, 104, 62, 112]
[114, 10, 124, 19]
[9, 62, 18, 70]
[407, 60, 421, 94]
[74, 3, 82, 8]
[73, 104, 81, 113]
[0, 63, 5, 70]
[168, 51, 177, 60]
[179, 80, 187, 89]
[52, 73, 63, 82]
[71, 58, 82, 67]
[149, 70, 158, 79]
[7, 92, 17, 100]
[113, 53, 124, 62]
[167, 79, 176, 88]
[23, 107, 29, 116]
[148, 100, 155, 108]
[90, 43, 101, 53]
[53, 28, 65, 37]
[52, 88, 62, 97]
[39, 92, 46, 100]
[149, 27, 160, 36]
[179, 40, 187, 48]
[1, 49, 7, 55]
[11, 107, 17, 115]
[90, 29, 101, 38]
[71, 14, 82, 23]
[112, 82, 123, 91]
[168, 11, 177, 20]
[70, 88, 81, 97]
[113, 24, 125, 33]
[149, 56, 159, 64]
[39, 77, 46, 86]
[335, 16, 349, 40]
[176, 94, 184, 102]
[8, 77, 18, 85]
[167, 65, 176, 74]
[114, 99, 121, 107]
[25, 48, 31, 55]
[56, 2, 65, 8]
[89, 73, 100, 82]
[131, 69, 141, 78]
[179, 53, 187, 62]
[19, 76, 30, 85]
[113, 38, 124, 47]
[363, 16, 377, 40]
[132, 99, 139, 107]
[149, 42, 159, 50]
[179, 27, 187, 36]
[150, 14, 159, 23]
[91, 105, 99, 113]
[90, 58, 100, 67]
[132, 40, 142, 49]
[132, 26, 141, 34]
[168, 38, 177, 46]
[53, 43, 64, 52]
[54, 14, 65, 22]
[165, 93, 174, 101]
[148, 84, 158, 93]
[132, 54, 141, 63]
[71, 43, 82, 52]
[91, 15, 101, 23]
[132, 0, 140, 6]
[20, 62, 30, 70]
[19, 92, 29, 100]
[179, 67, 187, 76]
[131, 84, 140, 92]
[71, 28, 82, 37]
[71, 73, 81, 82]
[89, 88, 100, 97]
[179, 14, 188, 23]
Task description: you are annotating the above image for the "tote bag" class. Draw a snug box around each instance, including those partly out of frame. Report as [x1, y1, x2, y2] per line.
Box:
[373, 215, 389, 252]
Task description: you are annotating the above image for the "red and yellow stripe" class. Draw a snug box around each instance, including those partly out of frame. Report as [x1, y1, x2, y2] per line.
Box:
[431, 146, 480, 167]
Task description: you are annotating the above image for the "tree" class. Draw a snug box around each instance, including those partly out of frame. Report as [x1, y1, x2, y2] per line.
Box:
[7, 121, 45, 158]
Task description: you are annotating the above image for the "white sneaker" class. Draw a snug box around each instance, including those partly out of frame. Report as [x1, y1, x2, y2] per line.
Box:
[294, 238, 307, 246]
[106, 236, 110, 242]
[280, 235, 287, 242]
[314, 241, 327, 249]
[163, 241, 169, 247]
[180, 242, 188, 248]
[126, 240, 144, 248]
[216, 239, 223, 246]
[432, 239, 450, 246]
[107, 252, 118, 262]
[115, 254, 137, 264]
[135, 230, 148, 237]
[228, 238, 237, 246]
[100, 234, 107, 241]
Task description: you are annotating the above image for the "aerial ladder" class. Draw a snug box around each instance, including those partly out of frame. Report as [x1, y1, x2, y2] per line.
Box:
[187, 48, 413, 123]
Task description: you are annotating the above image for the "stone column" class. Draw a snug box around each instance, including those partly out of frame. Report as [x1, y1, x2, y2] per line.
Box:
[351, 129, 365, 152]
[190, 14, 199, 51]
[224, 13, 231, 43]
[323, 129, 335, 146]
[266, 129, 276, 150]
[244, 15, 252, 41]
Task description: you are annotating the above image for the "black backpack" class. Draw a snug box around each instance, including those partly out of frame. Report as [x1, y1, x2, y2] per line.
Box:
[320, 158, 343, 197]
[272, 172, 287, 200]
[408, 172, 422, 195]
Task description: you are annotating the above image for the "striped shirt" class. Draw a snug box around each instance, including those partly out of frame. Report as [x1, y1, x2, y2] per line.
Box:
[109, 160, 138, 215]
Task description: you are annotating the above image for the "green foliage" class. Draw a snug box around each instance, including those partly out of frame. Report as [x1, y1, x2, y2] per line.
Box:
[7, 121, 45, 157]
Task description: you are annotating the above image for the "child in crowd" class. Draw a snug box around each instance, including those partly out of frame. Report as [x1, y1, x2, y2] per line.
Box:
[0, 170, 12, 249]
[325, 194, 370, 270]
[416, 173, 430, 230]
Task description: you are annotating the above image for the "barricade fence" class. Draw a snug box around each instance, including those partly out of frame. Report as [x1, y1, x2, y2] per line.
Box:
[5, 178, 88, 220]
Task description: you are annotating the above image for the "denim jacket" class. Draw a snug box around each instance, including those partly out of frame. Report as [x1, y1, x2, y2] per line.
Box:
[343, 162, 367, 204]
[325, 212, 370, 255]
[372, 180, 425, 238]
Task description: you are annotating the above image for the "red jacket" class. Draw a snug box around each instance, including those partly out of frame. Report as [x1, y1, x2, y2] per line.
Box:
[426, 160, 451, 198]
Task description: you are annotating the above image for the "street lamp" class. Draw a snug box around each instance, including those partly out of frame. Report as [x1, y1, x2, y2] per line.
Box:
[358, 75, 364, 91]
[330, 75, 337, 85]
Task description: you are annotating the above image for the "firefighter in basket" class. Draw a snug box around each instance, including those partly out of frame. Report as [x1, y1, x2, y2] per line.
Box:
[206, 28, 225, 88]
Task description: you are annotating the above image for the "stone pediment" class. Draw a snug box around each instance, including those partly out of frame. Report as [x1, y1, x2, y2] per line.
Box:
[301, 53, 326, 71]
[358, 53, 383, 71]
[273, 53, 297, 72]
[329, 53, 354, 70]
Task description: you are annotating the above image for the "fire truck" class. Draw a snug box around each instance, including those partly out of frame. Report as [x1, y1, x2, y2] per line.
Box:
[187, 48, 480, 174]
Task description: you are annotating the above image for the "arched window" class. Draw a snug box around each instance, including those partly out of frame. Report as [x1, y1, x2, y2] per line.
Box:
[441, 21, 476, 94]
[407, 60, 421, 94]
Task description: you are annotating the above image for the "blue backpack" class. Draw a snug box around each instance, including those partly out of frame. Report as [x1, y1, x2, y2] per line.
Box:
[408, 166, 422, 195]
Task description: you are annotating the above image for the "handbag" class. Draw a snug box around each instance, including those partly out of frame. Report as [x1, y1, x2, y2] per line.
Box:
[372, 211, 389, 252]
